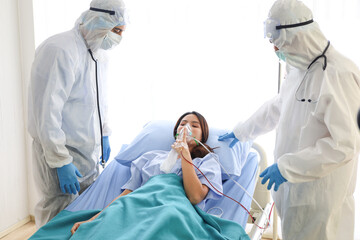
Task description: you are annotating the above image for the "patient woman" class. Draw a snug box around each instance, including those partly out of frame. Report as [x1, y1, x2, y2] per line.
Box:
[71, 111, 223, 234]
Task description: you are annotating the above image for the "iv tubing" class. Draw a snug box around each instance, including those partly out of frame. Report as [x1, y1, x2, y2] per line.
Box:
[194, 137, 264, 212]
[180, 151, 273, 230]
[184, 136, 272, 228]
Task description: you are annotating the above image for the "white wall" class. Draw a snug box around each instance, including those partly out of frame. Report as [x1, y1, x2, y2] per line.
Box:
[0, 0, 35, 234]
[18, 0, 37, 218]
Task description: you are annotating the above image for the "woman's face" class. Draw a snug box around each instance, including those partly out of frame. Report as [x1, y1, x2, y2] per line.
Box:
[177, 114, 202, 141]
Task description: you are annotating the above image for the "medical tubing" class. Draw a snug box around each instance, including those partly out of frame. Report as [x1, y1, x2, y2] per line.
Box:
[186, 137, 271, 227]
[194, 138, 264, 212]
[180, 151, 273, 230]
[88, 49, 105, 168]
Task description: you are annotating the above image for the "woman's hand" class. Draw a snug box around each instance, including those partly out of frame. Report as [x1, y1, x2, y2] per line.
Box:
[186, 137, 198, 149]
[172, 127, 190, 156]
[71, 219, 92, 235]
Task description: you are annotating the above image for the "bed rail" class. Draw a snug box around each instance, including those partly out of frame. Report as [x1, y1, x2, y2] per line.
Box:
[246, 142, 279, 240]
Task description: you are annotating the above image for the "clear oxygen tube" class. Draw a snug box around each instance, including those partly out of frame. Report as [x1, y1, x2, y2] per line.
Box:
[173, 124, 272, 229]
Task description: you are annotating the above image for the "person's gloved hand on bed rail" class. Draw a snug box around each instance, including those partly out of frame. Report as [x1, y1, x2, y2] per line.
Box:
[260, 163, 287, 191]
[56, 163, 83, 194]
[218, 132, 239, 148]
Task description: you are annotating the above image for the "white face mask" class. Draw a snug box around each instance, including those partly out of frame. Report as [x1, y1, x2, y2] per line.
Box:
[100, 31, 122, 50]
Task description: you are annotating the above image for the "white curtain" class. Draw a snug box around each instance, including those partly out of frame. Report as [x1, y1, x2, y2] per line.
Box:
[33, 0, 360, 239]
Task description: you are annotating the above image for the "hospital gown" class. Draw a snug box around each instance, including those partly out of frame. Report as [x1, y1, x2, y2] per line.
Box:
[122, 150, 223, 209]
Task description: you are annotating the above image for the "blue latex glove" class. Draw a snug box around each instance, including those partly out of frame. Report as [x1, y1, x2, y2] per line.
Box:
[100, 136, 111, 164]
[56, 163, 83, 194]
[260, 163, 287, 191]
[218, 131, 239, 148]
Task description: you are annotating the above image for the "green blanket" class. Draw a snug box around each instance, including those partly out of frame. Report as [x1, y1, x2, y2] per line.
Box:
[30, 174, 250, 240]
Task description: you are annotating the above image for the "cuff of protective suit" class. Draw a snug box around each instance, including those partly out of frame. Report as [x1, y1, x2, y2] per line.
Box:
[277, 161, 292, 183]
[102, 123, 112, 136]
[233, 121, 250, 142]
[47, 157, 73, 169]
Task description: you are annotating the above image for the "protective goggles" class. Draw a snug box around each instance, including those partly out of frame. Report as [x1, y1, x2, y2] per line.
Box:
[264, 18, 314, 42]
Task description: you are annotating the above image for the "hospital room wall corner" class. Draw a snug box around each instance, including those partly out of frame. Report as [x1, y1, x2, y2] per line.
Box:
[0, 0, 38, 237]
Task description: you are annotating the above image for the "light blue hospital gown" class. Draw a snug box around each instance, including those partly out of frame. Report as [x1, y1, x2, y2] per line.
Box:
[122, 150, 223, 209]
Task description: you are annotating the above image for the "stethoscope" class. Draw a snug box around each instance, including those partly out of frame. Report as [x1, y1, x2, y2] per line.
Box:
[86, 6, 116, 169]
[88, 49, 106, 169]
[294, 41, 330, 103]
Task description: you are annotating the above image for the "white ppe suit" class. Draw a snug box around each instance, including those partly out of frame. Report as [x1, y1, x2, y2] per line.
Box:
[28, 0, 126, 227]
[234, 0, 360, 239]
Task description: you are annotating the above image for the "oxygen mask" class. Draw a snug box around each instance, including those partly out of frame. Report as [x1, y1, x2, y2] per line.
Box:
[177, 123, 193, 142]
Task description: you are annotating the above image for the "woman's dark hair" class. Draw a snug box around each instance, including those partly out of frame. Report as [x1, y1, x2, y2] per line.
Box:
[173, 111, 215, 159]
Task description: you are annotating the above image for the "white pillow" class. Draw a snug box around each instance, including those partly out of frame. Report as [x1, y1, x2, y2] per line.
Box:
[114, 120, 253, 177]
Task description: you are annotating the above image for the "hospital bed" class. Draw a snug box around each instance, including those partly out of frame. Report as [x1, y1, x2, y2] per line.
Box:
[30, 120, 277, 240]
[246, 143, 279, 240]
